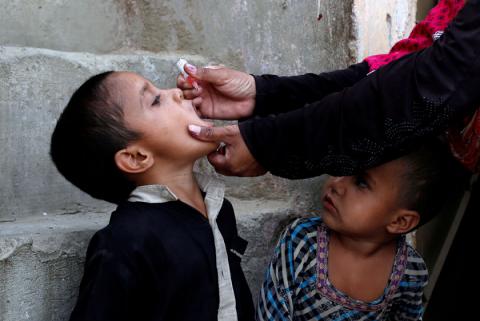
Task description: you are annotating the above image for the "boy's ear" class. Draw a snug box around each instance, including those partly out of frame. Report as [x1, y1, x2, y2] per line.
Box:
[115, 146, 154, 174]
[386, 209, 420, 235]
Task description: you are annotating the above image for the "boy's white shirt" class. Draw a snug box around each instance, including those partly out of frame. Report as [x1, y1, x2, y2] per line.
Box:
[128, 172, 238, 321]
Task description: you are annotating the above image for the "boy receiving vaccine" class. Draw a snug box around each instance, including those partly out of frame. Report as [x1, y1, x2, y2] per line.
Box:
[50, 71, 254, 321]
[257, 141, 466, 320]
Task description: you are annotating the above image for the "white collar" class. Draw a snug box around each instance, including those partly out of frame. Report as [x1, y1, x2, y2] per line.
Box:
[128, 172, 224, 205]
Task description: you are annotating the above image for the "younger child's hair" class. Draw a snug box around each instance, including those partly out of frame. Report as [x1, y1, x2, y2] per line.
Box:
[50, 71, 141, 204]
[398, 138, 470, 227]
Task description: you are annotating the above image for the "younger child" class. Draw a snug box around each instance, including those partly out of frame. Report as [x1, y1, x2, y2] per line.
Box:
[256, 140, 467, 320]
[50, 71, 254, 321]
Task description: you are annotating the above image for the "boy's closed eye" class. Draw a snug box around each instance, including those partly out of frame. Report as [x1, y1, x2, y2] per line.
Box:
[354, 173, 370, 190]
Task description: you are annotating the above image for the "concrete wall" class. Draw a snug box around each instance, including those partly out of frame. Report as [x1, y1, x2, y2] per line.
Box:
[0, 0, 417, 320]
[0, 0, 134, 54]
[0, 0, 355, 73]
[353, 0, 416, 60]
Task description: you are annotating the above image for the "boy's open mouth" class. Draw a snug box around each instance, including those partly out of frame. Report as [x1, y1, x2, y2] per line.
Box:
[189, 101, 202, 119]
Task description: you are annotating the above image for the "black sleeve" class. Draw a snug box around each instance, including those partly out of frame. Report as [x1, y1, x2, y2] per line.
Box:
[252, 62, 369, 117]
[69, 231, 143, 321]
[240, 0, 480, 178]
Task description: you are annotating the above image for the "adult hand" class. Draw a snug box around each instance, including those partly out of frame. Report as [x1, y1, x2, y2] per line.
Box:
[188, 124, 266, 177]
[177, 64, 256, 120]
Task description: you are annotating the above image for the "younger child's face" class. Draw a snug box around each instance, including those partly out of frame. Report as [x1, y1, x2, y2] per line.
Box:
[110, 72, 217, 161]
[321, 158, 408, 238]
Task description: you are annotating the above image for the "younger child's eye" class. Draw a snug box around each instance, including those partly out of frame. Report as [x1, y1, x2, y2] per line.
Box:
[354, 174, 369, 189]
[152, 95, 160, 106]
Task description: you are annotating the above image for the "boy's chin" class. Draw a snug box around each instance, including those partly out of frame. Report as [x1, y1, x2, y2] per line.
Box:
[203, 140, 221, 154]
[189, 139, 219, 156]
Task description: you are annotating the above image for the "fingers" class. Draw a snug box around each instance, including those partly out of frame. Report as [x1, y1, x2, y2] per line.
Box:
[176, 74, 192, 90]
[184, 64, 228, 85]
[182, 86, 203, 100]
[188, 124, 238, 143]
[207, 152, 229, 175]
[192, 97, 203, 109]
[205, 134, 267, 177]
[188, 123, 267, 177]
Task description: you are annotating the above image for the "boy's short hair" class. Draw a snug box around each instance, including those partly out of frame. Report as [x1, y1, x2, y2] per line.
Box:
[398, 138, 470, 227]
[50, 71, 141, 204]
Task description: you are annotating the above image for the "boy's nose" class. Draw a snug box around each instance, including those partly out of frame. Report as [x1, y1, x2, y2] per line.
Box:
[329, 176, 346, 196]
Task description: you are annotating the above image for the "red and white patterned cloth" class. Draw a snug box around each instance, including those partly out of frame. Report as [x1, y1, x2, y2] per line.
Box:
[365, 0, 465, 71]
[447, 110, 480, 173]
[365, 0, 479, 173]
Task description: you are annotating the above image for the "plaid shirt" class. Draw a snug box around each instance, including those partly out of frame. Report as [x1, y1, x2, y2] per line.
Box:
[257, 218, 428, 321]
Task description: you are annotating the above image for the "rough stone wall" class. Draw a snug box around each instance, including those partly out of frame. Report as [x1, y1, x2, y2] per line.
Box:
[353, 0, 416, 60]
[0, 0, 355, 73]
[0, 1, 416, 320]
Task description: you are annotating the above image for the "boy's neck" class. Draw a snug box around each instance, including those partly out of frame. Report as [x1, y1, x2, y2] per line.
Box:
[330, 231, 397, 258]
[136, 163, 208, 217]
[328, 231, 399, 303]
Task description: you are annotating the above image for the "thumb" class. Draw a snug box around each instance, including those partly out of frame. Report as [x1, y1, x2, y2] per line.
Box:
[184, 64, 227, 85]
[188, 124, 238, 143]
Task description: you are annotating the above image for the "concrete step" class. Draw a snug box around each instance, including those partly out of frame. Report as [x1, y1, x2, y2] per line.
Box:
[0, 198, 310, 321]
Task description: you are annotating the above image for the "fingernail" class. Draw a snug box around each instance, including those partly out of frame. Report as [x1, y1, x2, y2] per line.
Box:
[186, 63, 197, 74]
[188, 124, 201, 135]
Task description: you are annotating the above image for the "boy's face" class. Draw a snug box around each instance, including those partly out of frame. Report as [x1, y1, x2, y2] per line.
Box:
[111, 72, 217, 162]
[321, 158, 408, 238]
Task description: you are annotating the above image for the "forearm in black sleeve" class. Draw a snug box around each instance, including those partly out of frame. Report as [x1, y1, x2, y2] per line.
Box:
[252, 62, 369, 117]
[240, 0, 480, 178]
